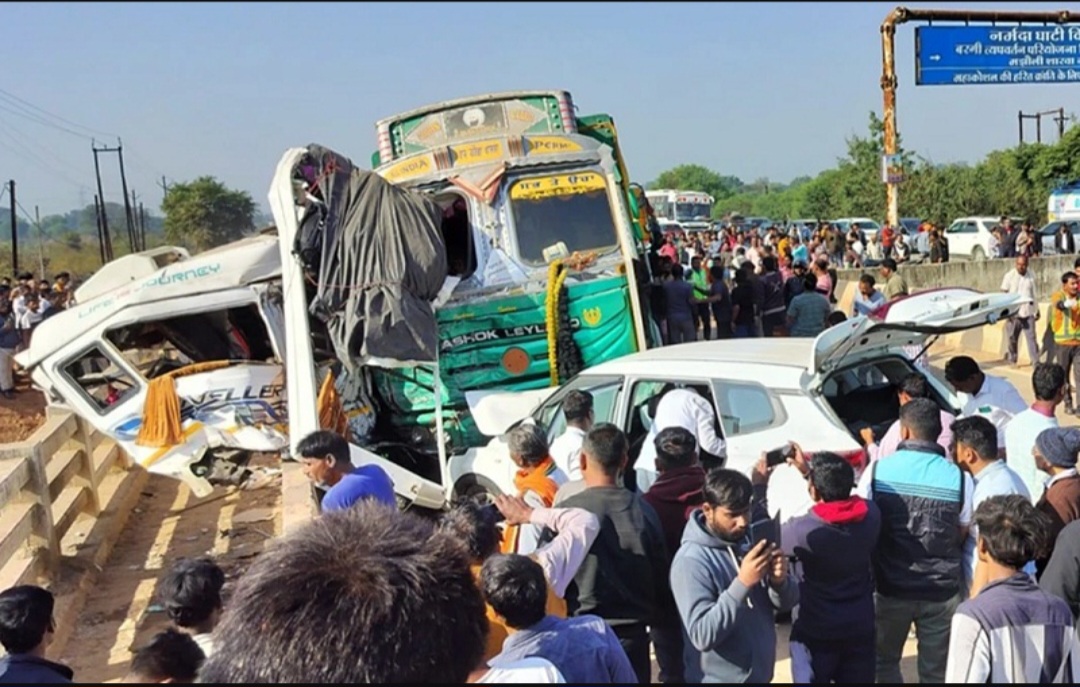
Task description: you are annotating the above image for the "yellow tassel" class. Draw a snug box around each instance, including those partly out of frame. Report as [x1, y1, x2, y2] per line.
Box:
[317, 369, 349, 438]
[135, 361, 233, 448]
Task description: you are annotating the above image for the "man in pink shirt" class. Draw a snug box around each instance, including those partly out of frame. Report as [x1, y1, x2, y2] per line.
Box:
[862, 374, 955, 462]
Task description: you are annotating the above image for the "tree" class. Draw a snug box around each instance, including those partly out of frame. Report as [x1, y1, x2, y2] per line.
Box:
[649, 164, 740, 201]
[161, 176, 255, 252]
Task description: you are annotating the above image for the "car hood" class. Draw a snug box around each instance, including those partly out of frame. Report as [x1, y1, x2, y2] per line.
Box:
[465, 387, 559, 437]
[811, 288, 1029, 376]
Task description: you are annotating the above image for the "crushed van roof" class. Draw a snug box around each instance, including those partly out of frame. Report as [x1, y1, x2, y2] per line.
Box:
[17, 234, 282, 370]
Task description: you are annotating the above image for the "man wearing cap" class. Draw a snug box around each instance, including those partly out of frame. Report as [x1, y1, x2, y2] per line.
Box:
[1033, 427, 1080, 574]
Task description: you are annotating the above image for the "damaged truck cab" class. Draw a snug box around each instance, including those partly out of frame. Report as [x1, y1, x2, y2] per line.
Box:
[270, 90, 659, 507]
[16, 235, 289, 497]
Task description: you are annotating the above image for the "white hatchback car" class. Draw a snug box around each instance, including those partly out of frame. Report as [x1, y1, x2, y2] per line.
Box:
[452, 288, 1027, 522]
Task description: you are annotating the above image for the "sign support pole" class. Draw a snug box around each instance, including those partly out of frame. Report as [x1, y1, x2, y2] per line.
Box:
[878, 6, 1080, 229]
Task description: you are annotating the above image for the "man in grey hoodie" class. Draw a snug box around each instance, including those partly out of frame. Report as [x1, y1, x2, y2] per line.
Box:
[671, 461, 799, 683]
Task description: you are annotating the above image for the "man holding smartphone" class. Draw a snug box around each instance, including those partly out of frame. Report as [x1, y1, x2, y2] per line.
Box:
[670, 460, 798, 683]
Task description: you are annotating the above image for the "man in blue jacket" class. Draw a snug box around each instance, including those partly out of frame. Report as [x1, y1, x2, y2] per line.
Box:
[671, 461, 799, 683]
[0, 585, 73, 683]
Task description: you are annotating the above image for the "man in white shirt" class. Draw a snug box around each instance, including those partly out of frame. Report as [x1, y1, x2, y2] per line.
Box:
[548, 390, 593, 482]
[1005, 362, 1065, 500]
[636, 386, 725, 492]
[951, 415, 1033, 594]
[944, 355, 1028, 449]
[1001, 255, 1039, 367]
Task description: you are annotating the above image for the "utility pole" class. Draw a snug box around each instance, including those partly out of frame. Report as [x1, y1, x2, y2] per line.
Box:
[139, 202, 146, 251]
[129, 189, 141, 251]
[93, 194, 106, 265]
[116, 139, 136, 253]
[91, 143, 114, 262]
[879, 7, 1080, 228]
[1019, 108, 1068, 145]
[7, 180, 16, 275]
[159, 175, 169, 203]
[34, 205, 45, 278]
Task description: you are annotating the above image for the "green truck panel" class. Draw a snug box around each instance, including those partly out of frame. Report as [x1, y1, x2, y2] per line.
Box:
[372, 274, 637, 446]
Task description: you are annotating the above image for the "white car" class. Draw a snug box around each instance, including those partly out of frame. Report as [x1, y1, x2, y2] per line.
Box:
[832, 217, 882, 242]
[452, 288, 1026, 522]
[944, 216, 1024, 261]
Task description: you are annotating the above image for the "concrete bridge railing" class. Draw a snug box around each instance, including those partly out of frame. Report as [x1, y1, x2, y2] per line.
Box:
[0, 409, 146, 658]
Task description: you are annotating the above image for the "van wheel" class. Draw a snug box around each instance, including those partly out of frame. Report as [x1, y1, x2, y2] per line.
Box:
[972, 246, 986, 261]
[452, 474, 503, 506]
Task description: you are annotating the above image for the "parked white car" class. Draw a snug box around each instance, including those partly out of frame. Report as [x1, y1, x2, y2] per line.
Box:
[452, 288, 1027, 522]
[832, 217, 882, 242]
[944, 216, 1024, 261]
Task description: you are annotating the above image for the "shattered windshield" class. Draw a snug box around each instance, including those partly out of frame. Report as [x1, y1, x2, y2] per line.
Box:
[510, 172, 618, 265]
[675, 202, 712, 222]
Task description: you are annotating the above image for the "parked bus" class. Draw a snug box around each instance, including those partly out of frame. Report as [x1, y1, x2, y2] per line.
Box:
[645, 189, 715, 234]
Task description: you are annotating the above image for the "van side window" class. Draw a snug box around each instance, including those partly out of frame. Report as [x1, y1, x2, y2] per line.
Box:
[62, 347, 139, 413]
[713, 381, 779, 436]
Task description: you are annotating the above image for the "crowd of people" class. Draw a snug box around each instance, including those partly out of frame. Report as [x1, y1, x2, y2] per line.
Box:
[5, 366, 1080, 684]
[5, 218, 1080, 683]
[649, 220, 915, 344]
[0, 271, 75, 399]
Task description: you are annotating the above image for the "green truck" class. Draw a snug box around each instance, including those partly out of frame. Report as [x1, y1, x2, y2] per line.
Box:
[367, 90, 661, 450]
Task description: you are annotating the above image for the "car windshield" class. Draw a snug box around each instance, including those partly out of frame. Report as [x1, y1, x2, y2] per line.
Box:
[510, 172, 618, 264]
[675, 202, 712, 221]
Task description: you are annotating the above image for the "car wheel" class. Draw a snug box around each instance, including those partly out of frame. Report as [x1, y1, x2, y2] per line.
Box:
[972, 246, 986, 262]
[452, 473, 503, 506]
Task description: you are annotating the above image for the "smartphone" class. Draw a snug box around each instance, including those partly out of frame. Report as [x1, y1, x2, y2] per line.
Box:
[765, 442, 794, 468]
[751, 510, 782, 549]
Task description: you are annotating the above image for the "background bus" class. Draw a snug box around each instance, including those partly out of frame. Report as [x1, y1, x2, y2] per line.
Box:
[645, 189, 715, 233]
[1048, 179, 1080, 222]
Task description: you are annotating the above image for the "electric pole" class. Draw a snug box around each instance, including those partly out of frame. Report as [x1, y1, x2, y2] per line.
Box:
[116, 139, 136, 253]
[129, 189, 141, 251]
[159, 175, 169, 203]
[93, 194, 106, 265]
[91, 143, 114, 262]
[7, 180, 16, 275]
[1018, 108, 1067, 145]
[34, 205, 45, 278]
[139, 202, 147, 250]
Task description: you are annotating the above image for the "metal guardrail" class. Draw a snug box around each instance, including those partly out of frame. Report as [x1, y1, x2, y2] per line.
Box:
[0, 410, 133, 589]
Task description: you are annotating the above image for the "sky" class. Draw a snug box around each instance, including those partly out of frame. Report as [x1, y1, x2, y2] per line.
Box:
[1, 1, 1077, 217]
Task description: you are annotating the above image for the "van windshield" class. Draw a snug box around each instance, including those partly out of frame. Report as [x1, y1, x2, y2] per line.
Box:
[509, 172, 617, 264]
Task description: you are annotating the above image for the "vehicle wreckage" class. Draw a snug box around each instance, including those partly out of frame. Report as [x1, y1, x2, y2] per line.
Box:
[18, 90, 663, 506]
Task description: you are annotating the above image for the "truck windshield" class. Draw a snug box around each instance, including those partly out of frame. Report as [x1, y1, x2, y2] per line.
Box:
[510, 173, 618, 264]
[675, 202, 711, 221]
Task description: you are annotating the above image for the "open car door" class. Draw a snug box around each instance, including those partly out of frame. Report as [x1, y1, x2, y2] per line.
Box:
[810, 287, 1029, 380]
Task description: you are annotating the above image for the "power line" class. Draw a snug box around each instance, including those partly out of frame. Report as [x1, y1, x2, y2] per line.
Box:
[0, 87, 117, 139]
[0, 126, 90, 190]
[0, 99, 95, 141]
[0, 116, 93, 186]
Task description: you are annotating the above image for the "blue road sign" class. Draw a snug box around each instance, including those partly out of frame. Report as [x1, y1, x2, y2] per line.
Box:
[915, 25, 1080, 86]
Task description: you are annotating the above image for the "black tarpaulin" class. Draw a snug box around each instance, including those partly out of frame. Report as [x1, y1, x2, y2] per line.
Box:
[294, 144, 447, 368]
